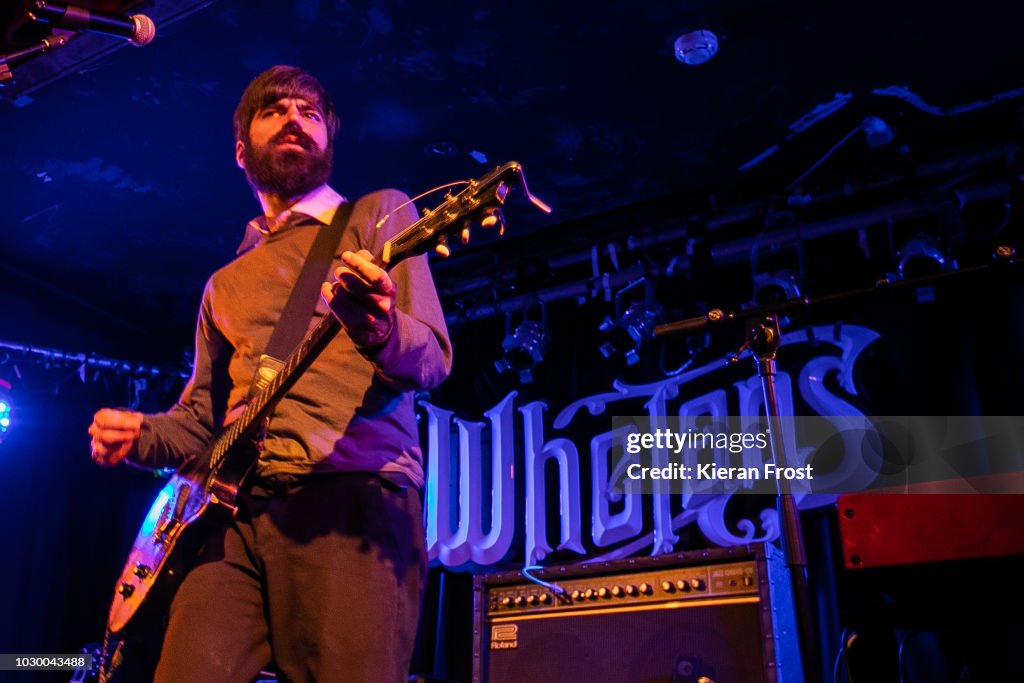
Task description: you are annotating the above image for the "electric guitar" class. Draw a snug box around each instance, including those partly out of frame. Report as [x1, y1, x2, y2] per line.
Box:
[102, 161, 549, 645]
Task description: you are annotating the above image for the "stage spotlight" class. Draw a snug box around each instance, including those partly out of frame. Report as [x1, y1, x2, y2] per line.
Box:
[752, 270, 803, 307]
[598, 302, 663, 366]
[0, 378, 12, 444]
[494, 319, 548, 384]
[897, 235, 955, 279]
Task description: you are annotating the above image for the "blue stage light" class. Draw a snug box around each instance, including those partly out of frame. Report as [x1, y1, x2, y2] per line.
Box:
[0, 381, 10, 443]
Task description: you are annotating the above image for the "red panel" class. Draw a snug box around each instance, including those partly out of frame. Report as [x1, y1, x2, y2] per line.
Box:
[837, 487, 1024, 570]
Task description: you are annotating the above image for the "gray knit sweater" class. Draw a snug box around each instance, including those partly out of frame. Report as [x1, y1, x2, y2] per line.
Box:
[132, 188, 451, 487]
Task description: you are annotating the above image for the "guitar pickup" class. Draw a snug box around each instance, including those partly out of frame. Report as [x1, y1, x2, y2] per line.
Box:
[155, 483, 192, 542]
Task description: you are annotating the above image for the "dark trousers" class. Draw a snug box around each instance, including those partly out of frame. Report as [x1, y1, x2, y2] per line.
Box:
[153, 473, 426, 683]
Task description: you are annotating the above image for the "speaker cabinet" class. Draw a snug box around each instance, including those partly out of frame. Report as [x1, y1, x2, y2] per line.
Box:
[473, 544, 800, 683]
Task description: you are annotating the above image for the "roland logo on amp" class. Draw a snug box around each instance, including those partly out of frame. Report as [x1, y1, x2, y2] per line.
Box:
[489, 624, 519, 650]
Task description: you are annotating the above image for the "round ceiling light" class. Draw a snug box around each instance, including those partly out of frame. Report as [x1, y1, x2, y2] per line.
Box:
[674, 29, 718, 66]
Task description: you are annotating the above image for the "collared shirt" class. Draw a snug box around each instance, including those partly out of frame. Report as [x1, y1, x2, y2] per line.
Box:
[236, 184, 348, 254]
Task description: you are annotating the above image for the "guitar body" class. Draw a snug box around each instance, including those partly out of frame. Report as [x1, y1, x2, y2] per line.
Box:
[106, 441, 258, 635]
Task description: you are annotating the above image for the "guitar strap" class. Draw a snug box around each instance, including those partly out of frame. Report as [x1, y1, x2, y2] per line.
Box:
[247, 200, 355, 400]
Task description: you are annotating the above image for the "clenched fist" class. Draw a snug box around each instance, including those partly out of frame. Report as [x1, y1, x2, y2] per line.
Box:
[88, 408, 143, 467]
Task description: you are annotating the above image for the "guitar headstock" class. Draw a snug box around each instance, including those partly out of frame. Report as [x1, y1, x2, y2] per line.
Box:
[380, 161, 551, 268]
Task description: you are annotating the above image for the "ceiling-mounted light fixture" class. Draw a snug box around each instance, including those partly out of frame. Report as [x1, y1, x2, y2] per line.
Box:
[598, 302, 663, 366]
[495, 311, 548, 384]
[674, 29, 718, 66]
[897, 235, 955, 279]
[597, 278, 663, 366]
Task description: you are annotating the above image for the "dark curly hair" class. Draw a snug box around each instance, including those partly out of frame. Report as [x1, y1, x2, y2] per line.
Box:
[232, 65, 340, 144]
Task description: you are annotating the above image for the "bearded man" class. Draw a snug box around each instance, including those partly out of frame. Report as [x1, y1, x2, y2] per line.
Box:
[88, 65, 451, 683]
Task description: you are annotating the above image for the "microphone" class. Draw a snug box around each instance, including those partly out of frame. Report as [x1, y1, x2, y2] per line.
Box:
[29, 1, 156, 47]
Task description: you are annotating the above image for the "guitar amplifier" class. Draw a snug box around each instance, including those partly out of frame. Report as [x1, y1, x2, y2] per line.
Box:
[472, 544, 801, 683]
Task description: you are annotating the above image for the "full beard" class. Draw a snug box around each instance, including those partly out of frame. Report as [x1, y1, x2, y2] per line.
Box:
[242, 137, 333, 199]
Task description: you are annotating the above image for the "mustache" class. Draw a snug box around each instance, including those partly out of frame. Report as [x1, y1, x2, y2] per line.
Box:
[270, 126, 316, 150]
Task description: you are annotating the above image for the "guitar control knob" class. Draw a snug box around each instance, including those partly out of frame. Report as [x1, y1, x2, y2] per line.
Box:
[676, 579, 690, 591]
[611, 585, 624, 597]
[597, 587, 610, 598]
[117, 582, 135, 598]
[691, 578, 705, 591]
[638, 583, 653, 595]
[133, 563, 152, 579]
[624, 584, 638, 596]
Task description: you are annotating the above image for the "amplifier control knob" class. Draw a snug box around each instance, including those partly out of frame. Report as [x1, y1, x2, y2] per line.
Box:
[611, 585, 624, 597]
[571, 589, 584, 601]
[639, 583, 653, 595]
[691, 578, 705, 591]
[624, 584, 637, 596]
[744, 575, 754, 587]
[662, 580, 675, 592]
[500, 597, 512, 608]
[540, 593, 553, 604]
[676, 579, 690, 591]
[597, 587, 610, 598]
[584, 588, 596, 600]
[513, 595, 526, 607]
[526, 594, 538, 605]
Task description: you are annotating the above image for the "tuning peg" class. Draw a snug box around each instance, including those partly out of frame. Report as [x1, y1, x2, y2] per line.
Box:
[435, 235, 451, 258]
[481, 207, 506, 236]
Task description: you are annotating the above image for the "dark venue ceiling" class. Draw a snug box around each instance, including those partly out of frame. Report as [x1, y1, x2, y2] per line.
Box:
[1, 0, 1022, 368]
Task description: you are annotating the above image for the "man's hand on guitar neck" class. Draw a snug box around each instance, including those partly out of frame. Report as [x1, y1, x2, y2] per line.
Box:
[321, 249, 397, 349]
[88, 408, 144, 467]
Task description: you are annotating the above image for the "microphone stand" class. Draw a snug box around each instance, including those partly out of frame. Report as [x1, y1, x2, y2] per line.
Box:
[0, 32, 71, 86]
[746, 312, 823, 683]
[653, 244, 1022, 683]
